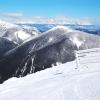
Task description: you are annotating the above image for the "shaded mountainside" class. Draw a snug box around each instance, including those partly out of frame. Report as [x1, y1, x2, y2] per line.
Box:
[0, 37, 17, 59]
[0, 25, 100, 83]
[0, 26, 76, 83]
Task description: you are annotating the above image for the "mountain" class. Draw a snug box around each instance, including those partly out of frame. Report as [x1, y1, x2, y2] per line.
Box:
[0, 25, 100, 83]
[44, 26, 100, 50]
[0, 25, 75, 83]
[0, 37, 17, 59]
[0, 47, 100, 100]
[0, 20, 40, 44]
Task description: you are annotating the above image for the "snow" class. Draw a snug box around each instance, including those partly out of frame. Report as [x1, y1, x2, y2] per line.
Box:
[72, 37, 83, 48]
[21, 25, 40, 35]
[48, 37, 54, 42]
[0, 48, 100, 100]
[46, 25, 73, 33]
[15, 30, 31, 40]
[0, 20, 18, 29]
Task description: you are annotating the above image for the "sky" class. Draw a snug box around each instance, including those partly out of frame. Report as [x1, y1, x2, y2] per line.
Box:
[0, 0, 100, 18]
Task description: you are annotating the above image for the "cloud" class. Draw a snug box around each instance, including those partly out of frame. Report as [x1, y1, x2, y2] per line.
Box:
[0, 12, 23, 18]
[0, 13, 100, 25]
[0, 12, 24, 23]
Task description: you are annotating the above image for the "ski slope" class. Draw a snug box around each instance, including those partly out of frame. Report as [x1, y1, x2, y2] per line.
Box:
[0, 48, 100, 100]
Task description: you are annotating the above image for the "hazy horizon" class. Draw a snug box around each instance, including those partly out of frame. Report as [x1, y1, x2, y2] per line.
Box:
[0, 0, 100, 25]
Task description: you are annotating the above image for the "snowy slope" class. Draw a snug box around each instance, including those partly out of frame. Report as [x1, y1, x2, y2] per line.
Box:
[0, 20, 40, 44]
[0, 20, 18, 29]
[0, 20, 19, 36]
[44, 25, 100, 50]
[0, 48, 100, 100]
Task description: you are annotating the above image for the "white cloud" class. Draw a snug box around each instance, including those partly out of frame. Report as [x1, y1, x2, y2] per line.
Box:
[0, 13, 100, 25]
[0, 12, 23, 18]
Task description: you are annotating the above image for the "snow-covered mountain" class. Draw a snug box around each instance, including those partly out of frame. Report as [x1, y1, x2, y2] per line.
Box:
[0, 47, 100, 100]
[0, 20, 19, 36]
[44, 25, 100, 50]
[0, 20, 100, 99]
[0, 20, 40, 44]
[0, 24, 100, 83]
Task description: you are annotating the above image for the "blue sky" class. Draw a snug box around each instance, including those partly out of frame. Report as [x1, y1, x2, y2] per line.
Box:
[0, 0, 100, 18]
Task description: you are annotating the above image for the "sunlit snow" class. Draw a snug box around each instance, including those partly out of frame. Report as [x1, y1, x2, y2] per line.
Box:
[46, 25, 73, 33]
[73, 37, 83, 48]
[15, 30, 31, 40]
[48, 37, 54, 42]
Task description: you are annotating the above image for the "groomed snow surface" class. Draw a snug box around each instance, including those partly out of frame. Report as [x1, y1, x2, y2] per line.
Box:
[0, 48, 100, 100]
